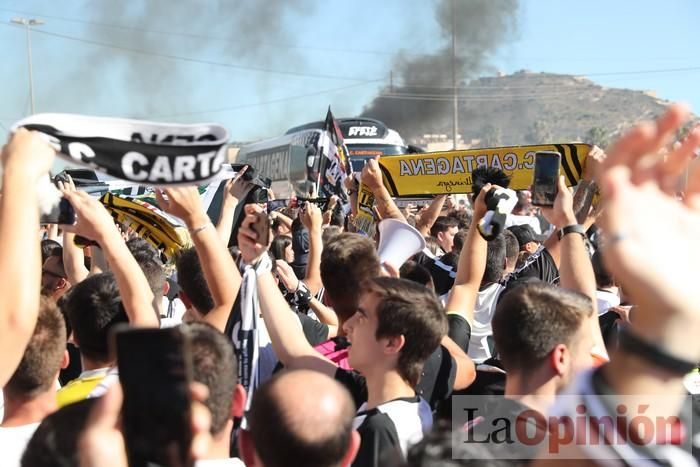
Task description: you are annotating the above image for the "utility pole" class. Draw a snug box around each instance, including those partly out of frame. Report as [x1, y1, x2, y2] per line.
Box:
[11, 18, 44, 115]
[450, 0, 458, 150]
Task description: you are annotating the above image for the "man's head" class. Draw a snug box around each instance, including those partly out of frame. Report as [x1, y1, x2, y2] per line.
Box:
[452, 229, 468, 255]
[321, 233, 381, 322]
[5, 296, 67, 401]
[64, 273, 128, 365]
[185, 322, 245, 438]
[240, 369, 359, 467]
[507, 225, 541, 254]
[21, 398, 96, 467]
[484, 234, 507, 285]
[399, 260, 434, 290]
[127, 238, 166, 318]
[342, 277, 447, 387]
[492, 282, 594, 390]
[41, 248, 71, 301]
[430, 216, 459, 253]
[176, 247, 214, 318]
[503, 229, 520, 276]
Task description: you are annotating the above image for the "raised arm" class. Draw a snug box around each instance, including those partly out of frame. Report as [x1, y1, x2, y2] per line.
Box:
[215, 167, 251, 245]
[362, 156, 405, 222]
[444, 185, 491, 325]
[57, 176, 89, 285]
[61, 190, 159, 328]
[300, 202, 324, 295]
[541, 176, 607, 361]
[415, 195, 447, 236]
[157, 187, 240, 332]
[238, 204, 337, 376]
[0, 129, 55, 386]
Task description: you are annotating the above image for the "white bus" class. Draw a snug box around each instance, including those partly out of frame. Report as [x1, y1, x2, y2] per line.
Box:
[236, 117, 417, 198]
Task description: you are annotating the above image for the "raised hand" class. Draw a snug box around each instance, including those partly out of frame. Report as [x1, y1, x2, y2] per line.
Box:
[237, 204, 271, 264]
[361, 156, 384, 191]
[1, 128, 55, 180]
[155, 187, 208, 229]
[60, 191, 118, 243]
[597, 104, 700, 360]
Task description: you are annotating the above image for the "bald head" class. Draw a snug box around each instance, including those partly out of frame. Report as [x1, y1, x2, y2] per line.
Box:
[247, 370, 356, 467]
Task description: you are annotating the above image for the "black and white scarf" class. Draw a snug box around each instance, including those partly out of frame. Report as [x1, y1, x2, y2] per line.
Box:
[12, 113, 229, 186]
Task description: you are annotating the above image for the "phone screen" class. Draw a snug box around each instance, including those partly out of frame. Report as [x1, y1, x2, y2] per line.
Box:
[532, 151, 561, 207]
[115, 326, 193, 467]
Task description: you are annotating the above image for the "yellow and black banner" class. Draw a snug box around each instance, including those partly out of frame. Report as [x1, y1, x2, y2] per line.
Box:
[377, 143, 591, 197]
[353, 143, 591, 236]
[100, 193, 189, 261]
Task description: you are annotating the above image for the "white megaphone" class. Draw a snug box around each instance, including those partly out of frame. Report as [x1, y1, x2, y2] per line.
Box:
[377, 218, 426, 269]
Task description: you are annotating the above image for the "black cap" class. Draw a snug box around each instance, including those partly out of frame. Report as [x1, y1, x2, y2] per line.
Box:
[507, 224, 546, 250]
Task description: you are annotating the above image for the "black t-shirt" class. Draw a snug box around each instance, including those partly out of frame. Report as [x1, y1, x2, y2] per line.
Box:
[510, 247, 559, 285]
[335, 368, 431, 467]
[447, 313, 471, 353]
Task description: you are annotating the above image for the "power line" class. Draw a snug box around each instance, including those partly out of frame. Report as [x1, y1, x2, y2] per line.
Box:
[145, 78, 385, 119]
[0, 6, 407, 58]
[2, 23, 380, 82]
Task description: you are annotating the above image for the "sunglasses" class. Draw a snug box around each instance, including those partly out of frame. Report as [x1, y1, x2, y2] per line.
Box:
[42, 269, 66, 280]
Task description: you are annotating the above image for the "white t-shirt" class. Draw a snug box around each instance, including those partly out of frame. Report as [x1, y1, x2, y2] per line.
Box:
[0, 422, 40, 467]
[467, 283, 505, 364]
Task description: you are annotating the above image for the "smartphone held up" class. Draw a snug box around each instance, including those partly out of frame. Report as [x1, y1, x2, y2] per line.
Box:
[113, 326, 195, 467]
[531, 151, 561, 207]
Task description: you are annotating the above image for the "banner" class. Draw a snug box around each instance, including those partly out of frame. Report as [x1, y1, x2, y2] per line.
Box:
[100, 193, 189, 261]
[353, 143, 591, 236]
[317, 107, 351, 201]
[13, 113, 229, 186]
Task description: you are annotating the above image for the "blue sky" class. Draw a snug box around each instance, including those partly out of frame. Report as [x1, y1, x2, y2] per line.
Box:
[1, 0, 699, 142]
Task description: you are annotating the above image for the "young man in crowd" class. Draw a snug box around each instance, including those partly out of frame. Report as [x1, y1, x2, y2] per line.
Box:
[239, 196, 458, 465]
[1, 297, 68, 467]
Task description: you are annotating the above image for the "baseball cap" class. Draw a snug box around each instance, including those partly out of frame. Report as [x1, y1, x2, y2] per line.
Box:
[507, 224, 547, 250]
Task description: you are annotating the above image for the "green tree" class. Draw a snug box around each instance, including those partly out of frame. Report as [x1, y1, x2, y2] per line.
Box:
[525, 120, 552, 144]
[584, 126, 609, 148]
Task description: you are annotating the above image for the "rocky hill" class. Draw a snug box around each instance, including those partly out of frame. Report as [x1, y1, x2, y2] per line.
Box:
[374, 71, 695, 148]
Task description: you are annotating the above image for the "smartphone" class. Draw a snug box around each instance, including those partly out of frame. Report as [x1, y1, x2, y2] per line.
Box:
[250, 209, 271, 246]
[114, 326, 194, 467]
[40, 197, 76, 225]
[531, 151, 561, 207]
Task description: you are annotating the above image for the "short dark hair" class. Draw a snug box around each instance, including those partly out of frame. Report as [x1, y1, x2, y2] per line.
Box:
[452, 229, 468, 254]
[321, 233, 381, 321]
[366, 277, 447, 386]
[471, 167, 511, 200]
[185, 322, 238, 435]
[503, 230, 520, 267]
[483, 234, 506, 284]
[438, 251, 459, 269]
[492, 282, 593, 372]
[64, 273, 128, 362]
[5, 296, 66, 398]
[127, 237, 166, 301]
[592, 250, 614, 288]
[175, 247, 214, 314]
[430, 216, 459, 238]
[399, 261, 433, 288]
[21, 398, 96, 467]
[447, 209, 472, 230]
[322, 226, 343, 245]
[248, 372, 355, 467]
[41, 239, 62, 265]
[270, 235, 293, 261]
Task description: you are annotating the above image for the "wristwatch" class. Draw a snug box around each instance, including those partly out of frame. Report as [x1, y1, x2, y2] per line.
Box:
[558, 224, 586, 240]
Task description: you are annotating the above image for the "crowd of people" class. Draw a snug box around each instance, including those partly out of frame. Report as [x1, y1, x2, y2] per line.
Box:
[1, 103, 700, 466]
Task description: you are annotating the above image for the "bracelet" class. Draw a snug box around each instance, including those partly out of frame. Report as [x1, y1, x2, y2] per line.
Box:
[618, 326, 697, 375]
[189, 222, 212, 236]
[557, 224, 586, 240]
